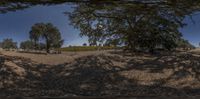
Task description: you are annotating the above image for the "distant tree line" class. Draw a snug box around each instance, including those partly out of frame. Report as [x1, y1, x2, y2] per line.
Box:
[20, 40, 46, 51]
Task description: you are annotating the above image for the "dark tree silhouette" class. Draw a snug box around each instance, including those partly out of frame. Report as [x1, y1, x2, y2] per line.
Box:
[29, 23, 63, 53]
[1, 38, 17, 50]
[66, 1, 200, 52]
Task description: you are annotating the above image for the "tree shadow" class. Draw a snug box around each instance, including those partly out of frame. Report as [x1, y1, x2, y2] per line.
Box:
[45, 55, 135, 96]
[1, 53, 200, 97]
[124, 52, 200, 89]
[126, 53, 200, 76]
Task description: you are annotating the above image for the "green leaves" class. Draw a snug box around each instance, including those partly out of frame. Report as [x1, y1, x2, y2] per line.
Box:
[20, 40, 34, 50]
[0, 0, 71, 13]
[1, 38, 17, 50]
[29, 23, 63, 53]
[67, 0, 200, 52]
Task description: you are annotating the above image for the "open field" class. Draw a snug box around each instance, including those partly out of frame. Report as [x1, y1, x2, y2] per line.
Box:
[60, 46, 116, 52]
[1, 49, 200, 97]
[1, 50, 107, 65]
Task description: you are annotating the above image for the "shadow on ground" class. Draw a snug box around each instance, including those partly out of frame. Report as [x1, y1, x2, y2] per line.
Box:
[1, 51, 200, 97]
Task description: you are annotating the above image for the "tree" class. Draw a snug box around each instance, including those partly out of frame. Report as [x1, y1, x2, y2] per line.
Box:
[104, 39, 121, 47]
[1, 38, 17, 50]
[38, 43, 46, 50]
[30, 23, 64, 53]
[20, 40, 34, 51]
[29, 26, 41, 50]
[0, 0, 70, 13]
[1, 1, 200, 14]
[20, 40, 47, 51]
[29, 23, 46, 51]
[66, 1, 200, 53]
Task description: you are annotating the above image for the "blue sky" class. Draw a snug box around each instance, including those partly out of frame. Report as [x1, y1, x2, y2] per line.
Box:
[0, 3, 88, 47]
[180, 14, 200, 47]
[0, 4, 200, 47]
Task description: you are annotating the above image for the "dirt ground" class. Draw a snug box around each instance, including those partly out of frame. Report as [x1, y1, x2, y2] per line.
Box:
[1, 49, 200, 97]
[1, 51, 107, 65]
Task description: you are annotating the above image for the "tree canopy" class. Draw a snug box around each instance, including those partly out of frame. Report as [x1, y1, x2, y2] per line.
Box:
[20, 40, 34, 50]
[1, 38, 17, 50]
[20, 40, 46, 51]
[0, 0, 72, 13]
[66, 0, 200, 52]
[29, 23, 64, 53]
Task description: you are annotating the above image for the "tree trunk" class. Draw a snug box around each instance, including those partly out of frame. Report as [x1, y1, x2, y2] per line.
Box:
[34, 40, 37, 50]
[46, 39, 50, 53]
[46, 48, 50, 53]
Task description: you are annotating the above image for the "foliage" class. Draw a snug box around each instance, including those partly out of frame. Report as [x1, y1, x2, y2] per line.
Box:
[1, 38, 17, 50]
[29, 23, 64, 53]
[20, 40, 34, 50]
[177, 39, 195, 49]
[38, 42, 46, 50]
[104, 39, 121, 47]
[20, 40, 46, 51]
[66, 1, 200, 53]
[29, 25, 41, 49]
[0, 0, 71, 13]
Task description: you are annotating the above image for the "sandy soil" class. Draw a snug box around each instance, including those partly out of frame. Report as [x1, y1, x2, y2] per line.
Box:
[1, 49, 200, 97]
[1, 51, 107, 65]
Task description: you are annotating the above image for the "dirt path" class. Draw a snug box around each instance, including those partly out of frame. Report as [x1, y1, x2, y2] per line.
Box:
[1, 51, 107, 65]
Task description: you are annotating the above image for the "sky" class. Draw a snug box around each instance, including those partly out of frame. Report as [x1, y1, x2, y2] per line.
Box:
[0, 4, 200, 47]
[0, 3, 88, 47]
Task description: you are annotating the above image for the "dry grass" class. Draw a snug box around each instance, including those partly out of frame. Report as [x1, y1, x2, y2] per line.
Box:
[1, 51, 107, 65]
[1, 49, 200, 97]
